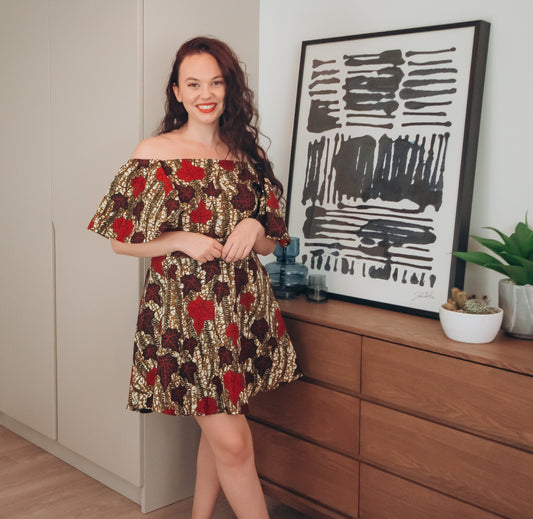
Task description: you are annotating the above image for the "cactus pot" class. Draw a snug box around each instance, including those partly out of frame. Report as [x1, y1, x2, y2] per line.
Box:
[498, 279, 533, 339]
[439, 305, 503, 344]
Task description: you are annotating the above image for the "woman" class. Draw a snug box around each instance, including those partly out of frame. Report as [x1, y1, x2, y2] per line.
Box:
[88, 36, 301, 519]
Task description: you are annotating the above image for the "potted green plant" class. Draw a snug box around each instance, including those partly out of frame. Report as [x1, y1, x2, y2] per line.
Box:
[453, 215, 533, 339]
[439, 288, 503, 343]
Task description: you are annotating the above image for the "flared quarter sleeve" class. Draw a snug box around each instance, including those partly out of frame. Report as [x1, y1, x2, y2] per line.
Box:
[88, 160, 179, 243]
[255, 177, 291, 246]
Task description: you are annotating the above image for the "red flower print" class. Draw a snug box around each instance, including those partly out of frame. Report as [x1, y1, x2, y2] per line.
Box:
[162, 328, 180, 351]
[234, 267, 249, 294]
[218, 346, 232, 368]
[111, 193, 128, 211]
[213, 376, 223, 396]
[146, 367, 157, 386]
[137, 308, 155, 336]
[133, 200, 144, 220]
[112, 217, 134, 242]
[157, 354, 178, 390]
[87, 219, 94, 230]
[151, 256, 164, 275]
[231, 184, 256, 212]
[131, 175, 146, 198]
[145, 283, 161, 305]
[213, 280, 230, 303]
[267, 191, 280, 209]
[156, 167, 173, 194]
[267, 337, 278, 352]
[163, 409, 176, 415]
[168, 264, 178, 279]
[190, 200, 212, 224]
[279, 238, 289, 247]
[179, 361, 198, 383]
[223, 371, 245, 407]
[177, 160, 205, 182]
[219, 160, 235, 171]
[171, 386, 187, 405]
[254, 355, 273, 376]
[251, 318, 269, 341]
[239, 338, 256, 363]
[201, 260, 221, 282]
[165, 198, 180, 212]
[225, 323, 239, 347]
[181, 274, 201, 296]
[131, 232, 145, 243]
[143, 345, 157, 360]
[203, 182, 221, 197]
[240, 292, 255, 311]
[275, 309, 286, 338]
[177, 185, 195, 203]
[183, 337, 198, 355]
[266, 213, 287, 238]
[187, 296, 215, 334]
[197, 396, 218, 415]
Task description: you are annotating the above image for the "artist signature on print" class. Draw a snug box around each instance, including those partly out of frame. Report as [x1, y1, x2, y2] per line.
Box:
[412, 290, 436, 301]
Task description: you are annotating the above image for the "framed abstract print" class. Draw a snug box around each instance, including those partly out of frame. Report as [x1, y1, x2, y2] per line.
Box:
[286, 20, 490, 317]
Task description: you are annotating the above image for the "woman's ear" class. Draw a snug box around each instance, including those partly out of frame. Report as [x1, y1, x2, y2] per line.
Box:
[172, 84, 182, 103]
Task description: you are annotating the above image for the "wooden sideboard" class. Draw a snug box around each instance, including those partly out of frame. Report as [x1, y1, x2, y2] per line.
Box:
[248, 296, 533, 519]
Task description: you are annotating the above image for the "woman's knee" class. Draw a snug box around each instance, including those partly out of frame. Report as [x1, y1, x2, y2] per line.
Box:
[215, 429, 254, 468]
[197, 415, 255, 468]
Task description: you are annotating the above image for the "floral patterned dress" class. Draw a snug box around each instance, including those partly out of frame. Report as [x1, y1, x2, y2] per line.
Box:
[88, 158, 301, 416]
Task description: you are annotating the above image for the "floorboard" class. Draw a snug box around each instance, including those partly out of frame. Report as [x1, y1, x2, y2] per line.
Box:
[0, 426, 308, 518]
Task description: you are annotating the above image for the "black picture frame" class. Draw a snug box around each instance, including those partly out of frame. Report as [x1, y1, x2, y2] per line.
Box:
[286, 20, 490, 318]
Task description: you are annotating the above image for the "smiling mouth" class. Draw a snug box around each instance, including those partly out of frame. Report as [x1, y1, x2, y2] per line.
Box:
[197, 104, 217, 113]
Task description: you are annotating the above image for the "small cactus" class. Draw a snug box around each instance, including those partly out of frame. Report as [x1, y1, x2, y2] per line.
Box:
[463, 298, 489, 314]
[443, 288, 493, 314]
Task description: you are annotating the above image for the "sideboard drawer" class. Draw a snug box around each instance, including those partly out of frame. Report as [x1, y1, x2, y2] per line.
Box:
[285, 317, 360, 392]
[360, 401, 533, 519]
[359, 463, 501, 519]
[249, 380, 359, 457]
[250, 421, 358, 518]
[361, 337, 533, 450]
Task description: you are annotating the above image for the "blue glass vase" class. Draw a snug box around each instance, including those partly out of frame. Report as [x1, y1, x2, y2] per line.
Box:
[265, 237, 308, 299]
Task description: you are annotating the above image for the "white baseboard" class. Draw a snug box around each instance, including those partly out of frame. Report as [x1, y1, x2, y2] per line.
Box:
[0, 412, 142, 506]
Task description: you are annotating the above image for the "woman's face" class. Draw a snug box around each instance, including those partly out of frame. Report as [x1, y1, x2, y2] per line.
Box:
[173, 52, 226, 126]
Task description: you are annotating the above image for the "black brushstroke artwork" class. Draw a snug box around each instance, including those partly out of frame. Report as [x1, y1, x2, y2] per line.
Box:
[296, 43, 461, 290]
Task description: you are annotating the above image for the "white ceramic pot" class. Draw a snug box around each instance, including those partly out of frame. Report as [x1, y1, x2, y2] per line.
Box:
[439, 305, 503, 344]
[498, 278, 533, 339]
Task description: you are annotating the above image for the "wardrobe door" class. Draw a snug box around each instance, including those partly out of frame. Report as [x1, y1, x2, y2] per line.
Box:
[50, 0, 142, 486]
[0, 0, 56, 440]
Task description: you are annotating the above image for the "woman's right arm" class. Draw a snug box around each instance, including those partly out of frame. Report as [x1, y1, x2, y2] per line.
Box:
[111, 231, 223, 263]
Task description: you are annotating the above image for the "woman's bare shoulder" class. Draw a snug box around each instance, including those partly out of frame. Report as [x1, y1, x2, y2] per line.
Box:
[130, 133, 181, 160]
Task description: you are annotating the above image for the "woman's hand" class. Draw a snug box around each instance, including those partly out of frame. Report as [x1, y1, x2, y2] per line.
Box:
[222, 218, 263, 262]
[110, 231, 223, 262]
[173, 232, 224, 263]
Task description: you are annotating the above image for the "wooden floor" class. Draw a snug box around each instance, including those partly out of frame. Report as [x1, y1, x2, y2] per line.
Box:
[0, 425, 309, 518]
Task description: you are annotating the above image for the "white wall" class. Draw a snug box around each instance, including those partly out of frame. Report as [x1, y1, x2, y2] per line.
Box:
[259, 0, 533, 304]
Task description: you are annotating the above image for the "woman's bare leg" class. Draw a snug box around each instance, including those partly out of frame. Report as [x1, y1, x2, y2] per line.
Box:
[191, 432, 222, 519]
[194, 414, 269, 519]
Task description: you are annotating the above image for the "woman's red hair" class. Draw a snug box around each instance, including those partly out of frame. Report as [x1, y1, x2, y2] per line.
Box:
[157, 36, 283, 195]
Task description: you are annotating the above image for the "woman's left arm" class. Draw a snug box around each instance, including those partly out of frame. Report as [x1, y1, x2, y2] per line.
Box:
[221, 218, 276, 262]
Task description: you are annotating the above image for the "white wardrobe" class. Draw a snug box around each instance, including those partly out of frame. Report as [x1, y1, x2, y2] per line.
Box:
[0, 0, 259, 511]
